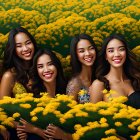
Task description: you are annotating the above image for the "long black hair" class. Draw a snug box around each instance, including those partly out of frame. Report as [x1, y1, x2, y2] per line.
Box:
[31, 48, 67, 96]
[3, 26, 37, 89]
[70, 33, 98, 81]
[96, 34, 140, 91]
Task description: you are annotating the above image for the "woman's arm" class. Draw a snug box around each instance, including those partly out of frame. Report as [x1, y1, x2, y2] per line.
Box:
[0, 129, 10, 140]
[89, 79, 104, 103]
[66, 78, 81, 101]
[0, 71, 15, 99]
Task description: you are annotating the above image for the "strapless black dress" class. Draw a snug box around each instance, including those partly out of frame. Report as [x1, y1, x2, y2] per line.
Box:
[126, 91, 140, 109]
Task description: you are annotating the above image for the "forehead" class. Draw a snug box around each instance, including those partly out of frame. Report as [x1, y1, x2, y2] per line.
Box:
[107, 38, 124, 49]
[37, 54, 51, 64]
[77, 39, 91, 49]
[15, 32, 30, 43]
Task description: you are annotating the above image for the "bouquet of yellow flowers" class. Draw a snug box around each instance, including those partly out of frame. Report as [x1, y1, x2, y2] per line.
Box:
[29, 94, 77, 129]
[61, 95, 140, 139]
[0, 91, 140, 139]
[0, 93, 37, 123]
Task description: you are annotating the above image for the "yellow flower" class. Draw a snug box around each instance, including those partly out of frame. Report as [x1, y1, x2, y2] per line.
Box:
[100, 118, 107, 124]
[101, 136, 120, 140]
[31, 116, 38, 122]
[13, 113, 20, 118]
[20, 103, 31, 109]
[102, 89, 108, 94]
[78, 89, 87, 95]
[115, 122, 122, 127]
[137, 126, 140, 131]
[74, 124, 82, 130]
[105, 129, 116, 135]
[0, 125, 6, 131]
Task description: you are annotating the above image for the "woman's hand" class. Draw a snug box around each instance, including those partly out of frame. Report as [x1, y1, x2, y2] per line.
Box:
[0, 129, 10, 140]
[44, 124, 73, 140]
[17, 118, 35, 133]
[18, 118, 48, 140]
[16, 130, 27, 140]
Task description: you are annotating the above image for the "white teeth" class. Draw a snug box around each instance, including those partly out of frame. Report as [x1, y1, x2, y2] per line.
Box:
[24, 52, 31, 57]
[84, 58, 92, 62]
[44, 73, 52, 79]
[114, 59, 121, 63]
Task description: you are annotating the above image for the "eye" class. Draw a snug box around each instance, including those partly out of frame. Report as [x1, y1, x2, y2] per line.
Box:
[108, 49, 114, 53]
[78, 49, 84, 53]
[48, 61, 53, 66]
[89, 45, 95, 50]
[26, 41, 32, 45]
[37, 65, 43, 69]
[16, 44, 22, 48]
[119, 47, 125, 51]
[16, 45, 22, 48]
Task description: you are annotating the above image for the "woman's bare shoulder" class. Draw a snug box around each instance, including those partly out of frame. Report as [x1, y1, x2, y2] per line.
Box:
[2, 70, 16, 80]
[91, 79, 104, 87]
[66, 76, 81, 96]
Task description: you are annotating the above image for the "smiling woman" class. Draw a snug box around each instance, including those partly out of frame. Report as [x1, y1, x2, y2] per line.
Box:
[17, 48, 67, 140]
[66, 34, 98, 104]
[0, 27, 38, 99]
[89, 34, 140, 109]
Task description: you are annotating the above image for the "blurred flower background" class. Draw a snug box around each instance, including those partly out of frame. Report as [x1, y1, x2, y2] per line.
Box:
[0, 0, 140, 76]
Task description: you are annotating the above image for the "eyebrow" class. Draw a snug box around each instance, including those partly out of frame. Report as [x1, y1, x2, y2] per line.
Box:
[77, 45, 93, 49]
[16, 39, 31, 45]
[107, 46, 125, 50]
[37, 60, 52, 65]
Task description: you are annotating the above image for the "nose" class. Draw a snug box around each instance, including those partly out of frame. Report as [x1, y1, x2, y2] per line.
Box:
[43, 65, 50, 72]
[22, 45, 28, 51]
[85, 50, 90, 55]
[114, 50, 120, 57]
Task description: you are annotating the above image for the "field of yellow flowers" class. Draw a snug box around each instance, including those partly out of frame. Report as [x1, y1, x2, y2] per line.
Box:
[0, 0, 140, 58]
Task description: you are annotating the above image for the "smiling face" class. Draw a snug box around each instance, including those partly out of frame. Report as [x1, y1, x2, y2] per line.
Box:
[106, 38, 126, 68]
[37, 54, 57, 84]
[76, 39, 96, 67]
[15, 32, 35, 61]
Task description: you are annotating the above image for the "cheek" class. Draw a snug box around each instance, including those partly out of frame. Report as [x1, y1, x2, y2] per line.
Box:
[15, 48, 21, 57]
[123, 51, 126, 57]
[53, 67, 57, 78]
[91, 51, 96, 57]
[105, 53, 109, 60]
[31, 45, 35, 51]
[77, 53, 83, 60]
[37, 69, 42, 77]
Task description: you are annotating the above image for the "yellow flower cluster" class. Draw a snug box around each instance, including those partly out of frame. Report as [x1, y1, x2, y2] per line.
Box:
[0, 92, 140, 139]
[0, 0, 139, 64]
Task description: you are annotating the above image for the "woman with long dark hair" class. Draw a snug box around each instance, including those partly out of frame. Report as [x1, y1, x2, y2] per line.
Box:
[90, 34, 140, 109]
[66, 33, 98, 103]
[17, 48, 67, 140]
[0, 27, 38, 140]
[31, 48, 66, 97]
[0, 26, 37, 98]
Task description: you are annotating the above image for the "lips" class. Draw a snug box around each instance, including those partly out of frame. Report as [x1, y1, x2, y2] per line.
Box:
[84, 57, 93, 62]
[23, 52, 31, 57]
[113, 59, 121, 63]
[22, 50, 32, 57]
[43, 72, 53, 79]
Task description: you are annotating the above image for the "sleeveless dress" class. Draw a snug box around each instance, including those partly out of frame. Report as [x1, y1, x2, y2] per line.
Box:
[66, 77, 90, 104]
[126, 91, 140, 109]
[12, 82, 27, 95]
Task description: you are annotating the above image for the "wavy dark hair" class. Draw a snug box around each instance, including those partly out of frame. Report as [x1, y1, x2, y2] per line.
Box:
[31, 48, 67, 97]
[3, 27, 38, 90]
[70, 33, 98, 81]
[96, 34, 140, 91]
